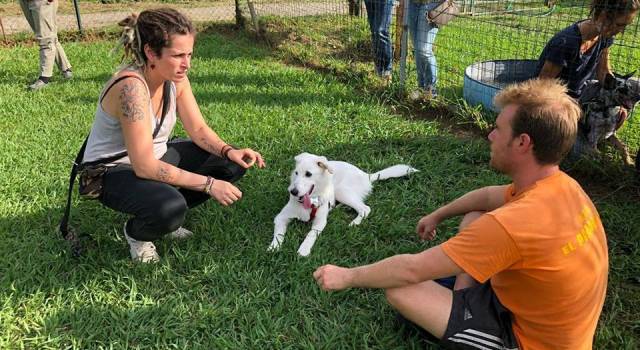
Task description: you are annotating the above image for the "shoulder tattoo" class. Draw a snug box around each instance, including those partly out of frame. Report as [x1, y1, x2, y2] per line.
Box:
[119, 81, 146, 123]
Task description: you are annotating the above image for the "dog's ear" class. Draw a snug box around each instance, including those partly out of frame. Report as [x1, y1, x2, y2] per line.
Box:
[316, 157, 334, 174]
[294, 152, 313, 163]
[622, 71, 636, 80]
[604, 73, 617, 90]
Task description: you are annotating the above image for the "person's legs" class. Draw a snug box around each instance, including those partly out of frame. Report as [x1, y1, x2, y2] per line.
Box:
[163, 138, 246, 208]
[101, 165, 189, 242]
[365, 0, 394, 76]
[412, 2, 439, 94]
[29, 0, 58, 79]
[386, 280, 453, 339]
[50, 0, 71, 74]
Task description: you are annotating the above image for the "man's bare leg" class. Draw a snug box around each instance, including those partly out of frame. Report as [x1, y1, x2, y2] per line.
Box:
[385, 281, 453, 338]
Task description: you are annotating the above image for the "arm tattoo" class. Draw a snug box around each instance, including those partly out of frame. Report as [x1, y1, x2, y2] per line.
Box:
[156, 166, 183, 183]
[157, 165, 171, 182]
[199, 137, 218, 155]
[119, 82, 146, 123]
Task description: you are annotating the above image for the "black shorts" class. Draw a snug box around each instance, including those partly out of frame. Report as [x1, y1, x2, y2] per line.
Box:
[440, 281, 519, 349]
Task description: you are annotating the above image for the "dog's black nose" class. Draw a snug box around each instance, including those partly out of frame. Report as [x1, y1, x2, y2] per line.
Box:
[290, 188, 299, 196]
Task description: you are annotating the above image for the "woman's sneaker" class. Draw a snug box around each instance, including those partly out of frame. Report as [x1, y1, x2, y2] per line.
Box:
[124, 223, 159, 263]
[168, 226, 193, 239]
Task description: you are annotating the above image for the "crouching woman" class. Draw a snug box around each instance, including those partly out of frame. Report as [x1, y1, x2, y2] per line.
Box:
[83, 8, 265, 262]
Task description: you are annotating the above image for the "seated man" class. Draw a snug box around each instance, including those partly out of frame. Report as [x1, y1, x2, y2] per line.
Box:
[313, 78, 609, 349]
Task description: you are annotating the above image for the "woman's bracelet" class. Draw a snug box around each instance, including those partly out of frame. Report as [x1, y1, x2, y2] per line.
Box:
[220, 144, 232, 159]
[203, 176, 214, 195]
[221, 144, 235, 160]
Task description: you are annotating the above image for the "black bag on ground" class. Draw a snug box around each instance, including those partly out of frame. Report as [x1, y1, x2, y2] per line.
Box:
[59, 79, 171, 243]
[427, 0, 460, 27]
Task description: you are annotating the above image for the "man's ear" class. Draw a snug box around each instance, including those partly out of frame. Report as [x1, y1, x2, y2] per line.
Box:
[316, 157, 334, 174]
[517, 133, 533, 152]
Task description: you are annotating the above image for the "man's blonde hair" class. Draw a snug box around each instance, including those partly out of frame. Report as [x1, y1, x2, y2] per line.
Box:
[494, 78, 582, 165]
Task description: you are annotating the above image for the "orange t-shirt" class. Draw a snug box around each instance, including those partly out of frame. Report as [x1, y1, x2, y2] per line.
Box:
[442, 171, 608, 350]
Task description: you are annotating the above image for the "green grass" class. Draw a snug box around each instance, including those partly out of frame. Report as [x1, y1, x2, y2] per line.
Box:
[0, 21, 638, 350]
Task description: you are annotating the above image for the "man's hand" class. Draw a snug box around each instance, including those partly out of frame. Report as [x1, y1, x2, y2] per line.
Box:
[313, 264, 354, 291]
[416, 213, 441, 241]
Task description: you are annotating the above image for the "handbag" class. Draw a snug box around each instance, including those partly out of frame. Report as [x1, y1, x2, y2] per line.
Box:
[427, 0, 460, 27]
[59, 78, 171, 240]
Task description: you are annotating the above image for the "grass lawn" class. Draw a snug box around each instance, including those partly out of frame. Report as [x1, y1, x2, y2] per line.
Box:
[0, 19, 638, 350]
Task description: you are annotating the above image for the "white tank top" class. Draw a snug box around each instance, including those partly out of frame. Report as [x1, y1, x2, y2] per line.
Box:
[83, 68, 177, 165]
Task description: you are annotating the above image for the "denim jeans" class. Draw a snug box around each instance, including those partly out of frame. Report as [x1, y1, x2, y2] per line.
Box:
[364, 0, 394, 76]
[408, 1, 439, 93]
[100, 139, 246, 241]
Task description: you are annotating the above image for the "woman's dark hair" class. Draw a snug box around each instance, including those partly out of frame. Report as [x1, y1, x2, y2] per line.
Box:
[116, 8, 195, 67]
[590, 0, 640, 20]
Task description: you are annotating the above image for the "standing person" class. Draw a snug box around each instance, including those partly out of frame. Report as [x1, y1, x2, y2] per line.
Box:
[407, 0, 440, 100]
[82, 8, 265, 262]
[313, 79, 609, 349]
[18, 0, 73, 91]
[364, 0, 395, 84]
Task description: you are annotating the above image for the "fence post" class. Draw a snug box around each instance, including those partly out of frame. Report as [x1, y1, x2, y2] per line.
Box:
[398, 0, 409, 90]
[394, 0, 404, 61]
[0, 16, 6, 43]
[247, 1, 261, 36]
[72, 0, 83, 35]
[235, 0, 246, 28]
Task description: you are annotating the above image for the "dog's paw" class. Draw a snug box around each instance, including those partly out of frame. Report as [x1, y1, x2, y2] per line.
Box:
[297, 245, 312, 257]
[268, 238, 283, 252]
[349, 206, 371, 226]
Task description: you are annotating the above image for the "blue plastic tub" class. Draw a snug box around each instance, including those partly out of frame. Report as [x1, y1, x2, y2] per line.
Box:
[463, 59, 538, 112]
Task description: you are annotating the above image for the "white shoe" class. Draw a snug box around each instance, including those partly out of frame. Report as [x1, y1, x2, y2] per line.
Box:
[168, 226, 193, 239]
[124, 223, 159, 263]
[409, 89, 423, 101]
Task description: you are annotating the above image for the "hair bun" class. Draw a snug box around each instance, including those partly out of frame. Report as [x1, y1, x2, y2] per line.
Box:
[118, 13, 138, 28]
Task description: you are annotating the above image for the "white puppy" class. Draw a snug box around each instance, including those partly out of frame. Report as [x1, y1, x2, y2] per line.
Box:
[269, 152, 418, 256]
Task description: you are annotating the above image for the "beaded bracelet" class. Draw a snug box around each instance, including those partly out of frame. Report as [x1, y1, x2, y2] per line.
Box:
[203, 176, 214, 194]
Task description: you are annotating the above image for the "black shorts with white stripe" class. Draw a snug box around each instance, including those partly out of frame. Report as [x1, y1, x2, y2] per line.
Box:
[440, 281, 519, 350]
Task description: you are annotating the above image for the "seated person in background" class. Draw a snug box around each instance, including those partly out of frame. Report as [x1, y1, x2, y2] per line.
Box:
[536, 0, 638, 97]
[313, 79, 609, 350]
[536, 0, 639, 140]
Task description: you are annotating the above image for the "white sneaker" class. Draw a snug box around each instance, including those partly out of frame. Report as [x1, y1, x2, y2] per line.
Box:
[124, 223, 159, 263]
[62, 69, 73, 80]
[168, 226, 194, 239]
[409, 89, 423, 101]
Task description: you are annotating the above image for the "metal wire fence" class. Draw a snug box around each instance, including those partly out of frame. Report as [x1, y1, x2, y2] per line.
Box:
[241, 0, 640, 164]
[2, 0, 639, 163]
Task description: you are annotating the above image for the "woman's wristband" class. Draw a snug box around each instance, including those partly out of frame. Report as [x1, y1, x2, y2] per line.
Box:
[203, 176, 214, 195]
[221, 144, 236, 160]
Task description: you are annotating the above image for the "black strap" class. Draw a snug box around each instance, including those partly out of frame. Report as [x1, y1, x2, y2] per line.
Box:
[59, 79, 172, 238]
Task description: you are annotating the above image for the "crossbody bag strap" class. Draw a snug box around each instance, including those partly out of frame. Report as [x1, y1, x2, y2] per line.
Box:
[59, 80, 172, 238]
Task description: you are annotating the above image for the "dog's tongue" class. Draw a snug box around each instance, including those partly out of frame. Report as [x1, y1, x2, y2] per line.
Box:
[303, 194, 312, 209]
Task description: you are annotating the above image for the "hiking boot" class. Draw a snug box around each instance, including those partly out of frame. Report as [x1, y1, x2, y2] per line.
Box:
[62, 69, 73, 80]
[28, 78, 48, 91]
[124, 223, 159, 263]
[168, 226, 194, 240]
